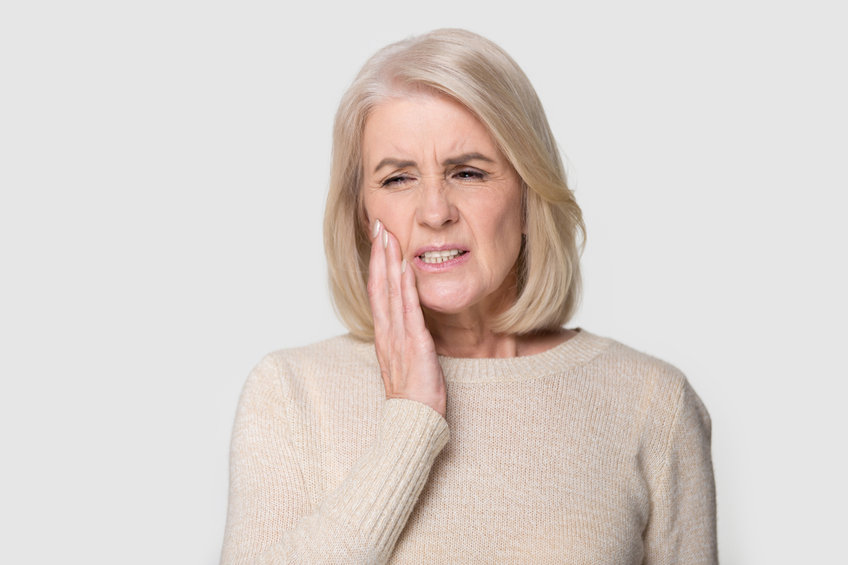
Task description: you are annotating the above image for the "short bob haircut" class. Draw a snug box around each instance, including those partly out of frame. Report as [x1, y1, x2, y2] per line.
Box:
[324, 28, 585, 341]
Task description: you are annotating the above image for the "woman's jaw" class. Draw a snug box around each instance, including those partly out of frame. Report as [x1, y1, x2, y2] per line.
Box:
[417, 264, 521, 358]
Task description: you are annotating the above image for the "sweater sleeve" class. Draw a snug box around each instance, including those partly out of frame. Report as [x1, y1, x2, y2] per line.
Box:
[220, 355, 450, 565]
[642, 378, 718, 564]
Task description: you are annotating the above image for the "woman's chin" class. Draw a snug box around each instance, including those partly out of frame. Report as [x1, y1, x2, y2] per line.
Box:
[417, 291, 475, 317]
[421, 303, 467, 316]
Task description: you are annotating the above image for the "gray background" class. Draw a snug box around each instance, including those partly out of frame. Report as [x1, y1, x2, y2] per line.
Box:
[2, 0, 845, 563]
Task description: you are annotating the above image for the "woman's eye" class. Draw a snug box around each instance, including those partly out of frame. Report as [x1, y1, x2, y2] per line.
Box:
[381, 175, 411, 187]
[454, 169, 484, 180]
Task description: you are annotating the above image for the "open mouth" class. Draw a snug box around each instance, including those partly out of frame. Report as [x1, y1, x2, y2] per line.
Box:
[418, 249, 468, 264]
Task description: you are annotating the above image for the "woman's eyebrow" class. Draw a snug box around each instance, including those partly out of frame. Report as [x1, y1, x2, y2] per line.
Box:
[373, 152, 495, 173]
[373, 158, 416, 173]
[442, 152, 495, 166]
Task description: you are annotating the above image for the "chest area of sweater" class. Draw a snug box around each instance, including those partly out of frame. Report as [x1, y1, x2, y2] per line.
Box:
[298, 375, 650, 535]
[388, 418, 649, 563]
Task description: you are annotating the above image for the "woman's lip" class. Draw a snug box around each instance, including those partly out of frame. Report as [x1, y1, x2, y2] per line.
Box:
[412, 244, 470, 256]
[413, 250, 470, 271]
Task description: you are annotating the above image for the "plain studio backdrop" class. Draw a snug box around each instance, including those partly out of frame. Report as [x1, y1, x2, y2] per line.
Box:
[1, 1, 845, 563]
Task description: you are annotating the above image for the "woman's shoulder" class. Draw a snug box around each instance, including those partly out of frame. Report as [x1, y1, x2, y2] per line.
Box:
[261, 334, 375, 369]
[591, 333, 686, 382]
[241, 334, 378, 399]
[584, 330, 709, 430]
[578, 329, 701, 413]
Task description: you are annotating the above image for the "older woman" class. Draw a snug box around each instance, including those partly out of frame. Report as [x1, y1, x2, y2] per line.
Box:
[221, 29, 716, 564]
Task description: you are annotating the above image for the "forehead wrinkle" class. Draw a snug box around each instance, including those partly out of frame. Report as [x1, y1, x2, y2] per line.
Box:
[364, 93, 502, 174]
[365, 136, 419, 172]
[431, 136, 489, 167]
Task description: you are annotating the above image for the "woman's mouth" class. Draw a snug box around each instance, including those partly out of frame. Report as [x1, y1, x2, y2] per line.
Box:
[418, 249, 468, 264]
[413, 247, 471, 271]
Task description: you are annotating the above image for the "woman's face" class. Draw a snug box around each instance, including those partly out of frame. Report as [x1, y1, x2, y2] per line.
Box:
[361, 91, 524, 319]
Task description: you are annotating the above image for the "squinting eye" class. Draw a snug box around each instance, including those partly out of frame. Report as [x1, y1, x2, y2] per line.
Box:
[381, 175, 411, 187]
[454, 169, 484, 180]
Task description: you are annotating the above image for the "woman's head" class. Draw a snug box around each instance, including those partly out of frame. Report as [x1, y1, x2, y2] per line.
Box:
[324, 28, 585, 340]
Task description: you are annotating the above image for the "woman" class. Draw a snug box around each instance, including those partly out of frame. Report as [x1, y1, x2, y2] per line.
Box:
[221, 29, 717, 564]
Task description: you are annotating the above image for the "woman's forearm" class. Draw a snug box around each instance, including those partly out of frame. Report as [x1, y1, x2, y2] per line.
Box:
[221, 357, 449, 564]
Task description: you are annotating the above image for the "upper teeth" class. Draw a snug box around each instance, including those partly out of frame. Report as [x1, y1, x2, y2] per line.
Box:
[420, 249, 464, 264]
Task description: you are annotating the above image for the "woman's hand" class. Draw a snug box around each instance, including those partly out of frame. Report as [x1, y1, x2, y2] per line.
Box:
[367, 220, 447, 418]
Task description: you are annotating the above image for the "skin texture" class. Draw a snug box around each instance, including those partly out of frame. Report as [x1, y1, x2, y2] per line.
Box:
[362, 91, 574, 416]
[362, 93, 524, 326]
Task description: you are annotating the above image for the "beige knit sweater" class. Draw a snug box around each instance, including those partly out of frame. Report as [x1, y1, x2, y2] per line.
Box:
[220, 329, 717, 564]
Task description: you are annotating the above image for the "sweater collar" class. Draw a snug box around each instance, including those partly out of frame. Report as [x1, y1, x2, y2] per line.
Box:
[436, 328, 610, 383]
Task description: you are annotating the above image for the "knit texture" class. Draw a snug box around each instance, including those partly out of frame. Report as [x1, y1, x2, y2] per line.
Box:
[221, 329, 717, 564]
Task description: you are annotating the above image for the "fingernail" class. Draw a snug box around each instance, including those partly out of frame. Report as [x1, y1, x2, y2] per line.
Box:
[372, 219, 381, 240]
[401, 258, 407, 273]
[382, 229, 388, 248]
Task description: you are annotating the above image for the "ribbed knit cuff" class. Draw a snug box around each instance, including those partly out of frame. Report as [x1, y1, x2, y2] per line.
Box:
[325, 398, 449, 559]
[378, 398, 450, 455]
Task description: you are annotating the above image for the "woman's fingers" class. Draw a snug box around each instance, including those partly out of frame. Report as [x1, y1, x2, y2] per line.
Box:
[400, 255, 428, 339]
[382, 229, 406, 345]
[367, 220, 393, 392]
[367, 220, 388, 333]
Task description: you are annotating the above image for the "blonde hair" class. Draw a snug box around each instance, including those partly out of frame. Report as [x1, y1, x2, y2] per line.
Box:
[324, 28, 585, 340]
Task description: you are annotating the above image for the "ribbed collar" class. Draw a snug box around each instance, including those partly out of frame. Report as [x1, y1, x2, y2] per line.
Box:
[437, 328, 611, 383]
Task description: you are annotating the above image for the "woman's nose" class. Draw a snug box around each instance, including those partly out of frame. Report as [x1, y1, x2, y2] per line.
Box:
[415, 177, 458, 228]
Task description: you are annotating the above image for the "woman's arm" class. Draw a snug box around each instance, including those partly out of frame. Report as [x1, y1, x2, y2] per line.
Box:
[642, 378, 718, 564]
[220, 355, 449, 564]
[222, 222, 449, 564]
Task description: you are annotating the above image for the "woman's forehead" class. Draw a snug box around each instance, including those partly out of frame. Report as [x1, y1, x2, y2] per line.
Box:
[362, 94, 502, 167]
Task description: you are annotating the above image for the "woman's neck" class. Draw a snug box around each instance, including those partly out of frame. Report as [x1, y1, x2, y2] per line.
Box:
[424, 311, 576, 359]
[427, 319, 518, 358]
